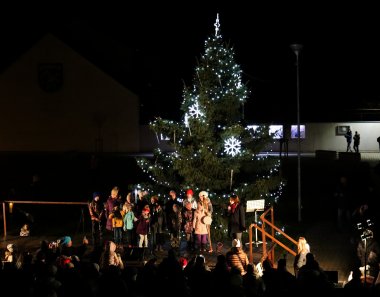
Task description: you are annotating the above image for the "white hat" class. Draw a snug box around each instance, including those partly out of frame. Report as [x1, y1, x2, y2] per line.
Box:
[199, 191, 208, 198]
[232, 239, 241, 248]
[6, 244, 14, 252]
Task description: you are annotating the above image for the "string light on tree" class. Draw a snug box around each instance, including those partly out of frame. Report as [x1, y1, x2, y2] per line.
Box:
[136, 14, 284, 241]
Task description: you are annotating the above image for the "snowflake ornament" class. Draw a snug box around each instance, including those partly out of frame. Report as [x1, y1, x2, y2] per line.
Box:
[188, 102, 203, 118]
[224, 136, 241, 157]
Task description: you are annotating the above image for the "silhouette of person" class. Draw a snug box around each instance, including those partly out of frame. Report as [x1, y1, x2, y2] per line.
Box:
[353, 131, 360, 153]
[279, 125, 290, 158]
[344, 128, 353, 152]
[279, 139, 289, 158]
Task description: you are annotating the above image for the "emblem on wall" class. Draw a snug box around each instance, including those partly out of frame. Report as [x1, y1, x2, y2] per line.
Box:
[38, 63, 63, 92]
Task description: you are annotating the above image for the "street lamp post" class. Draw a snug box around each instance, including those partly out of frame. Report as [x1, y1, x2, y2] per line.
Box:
[290, 43, 303, 223]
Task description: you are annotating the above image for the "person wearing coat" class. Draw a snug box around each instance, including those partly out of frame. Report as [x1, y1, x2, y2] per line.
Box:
[293, 236, 310, 277]
[123, 203, 136, 247]
[198, 191, 213, 252]
[227, 194, 246, 243]
[105, 186, 121, 232]
[193, 201, 211, 252]
[136, 207, 151, 248]
[88, 192, 105, 247]
[182, 200, 195, 250]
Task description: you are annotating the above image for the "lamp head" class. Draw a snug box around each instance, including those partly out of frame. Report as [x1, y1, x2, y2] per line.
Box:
[290, 43, 303, 55]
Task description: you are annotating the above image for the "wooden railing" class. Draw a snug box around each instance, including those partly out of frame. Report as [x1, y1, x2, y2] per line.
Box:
[2, 200, 88, 238]
[249, 206, 298, 266]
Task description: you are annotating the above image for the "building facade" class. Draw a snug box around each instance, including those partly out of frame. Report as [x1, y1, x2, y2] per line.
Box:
[0, 34, 139, 153]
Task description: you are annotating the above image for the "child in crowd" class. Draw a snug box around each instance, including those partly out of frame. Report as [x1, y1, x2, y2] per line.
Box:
[170, 204, 182, 249]
[193, 201, 210, 252]
[109, 202, 125, 247]
[182, 200, 195, 250]
[150, 195, 165, 252]
[123, 204, 136, 247]
[136, 206, 150, 248]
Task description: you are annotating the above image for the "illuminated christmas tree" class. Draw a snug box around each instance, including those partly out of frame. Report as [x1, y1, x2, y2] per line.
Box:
[137, 14, 284, 240]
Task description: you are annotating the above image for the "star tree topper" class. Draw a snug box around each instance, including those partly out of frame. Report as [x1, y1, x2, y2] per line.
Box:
[215, 13, 221, 37]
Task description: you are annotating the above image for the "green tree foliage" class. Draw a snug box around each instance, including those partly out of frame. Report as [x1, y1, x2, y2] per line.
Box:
[137, 15, 284, 241]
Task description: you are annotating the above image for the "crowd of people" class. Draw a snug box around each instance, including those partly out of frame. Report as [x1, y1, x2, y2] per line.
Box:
[88, 186, 219, 254]
[1, 185, 380, 296]
[92, 187, 246, 257]
[1, 234, 379, 296]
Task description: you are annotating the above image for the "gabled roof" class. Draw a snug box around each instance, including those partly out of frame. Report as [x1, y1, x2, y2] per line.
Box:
[0, 29, 143, 95]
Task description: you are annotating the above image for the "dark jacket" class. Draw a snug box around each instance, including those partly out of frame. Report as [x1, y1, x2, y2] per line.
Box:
[136, 214, 150, 235]
[89, 199, 104, 221]
[227, 203, 246, 236]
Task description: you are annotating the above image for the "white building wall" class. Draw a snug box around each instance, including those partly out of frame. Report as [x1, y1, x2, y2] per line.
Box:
[284, 122, 380, 153]
[141, 122, 380, 154]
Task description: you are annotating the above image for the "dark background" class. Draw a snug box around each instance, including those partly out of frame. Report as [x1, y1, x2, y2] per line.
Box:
[1, 3, 380, 124]
[1, 4, 380, 230]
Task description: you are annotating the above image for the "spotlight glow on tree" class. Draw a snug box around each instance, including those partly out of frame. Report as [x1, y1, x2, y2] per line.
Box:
[137, 14, 284, 240]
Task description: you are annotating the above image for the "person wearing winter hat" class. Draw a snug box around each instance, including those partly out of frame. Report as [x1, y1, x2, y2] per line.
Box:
[4, 244, 14, 262]
[136, 205, 151, 248]
[179, 256, 188, 269]
[183, 200, 195, 250]
[198, 190, 213, 252]
[88, 192, 105, 246]
[60, 236, 72, 247]
[6, 243, 14, 252]
[232, 238, 241, 248]
[183, 189, 197, 210]
[198, 191, 213, 214]
[226, 238, 249, 275]
[59, 235, 88, 259]
[193, 201, 210, 252]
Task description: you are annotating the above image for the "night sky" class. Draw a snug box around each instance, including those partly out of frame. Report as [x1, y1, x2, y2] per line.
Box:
[1, 3, 380, 124]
